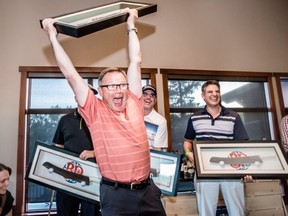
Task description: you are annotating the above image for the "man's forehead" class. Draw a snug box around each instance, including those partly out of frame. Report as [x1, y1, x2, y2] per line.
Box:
[205, 84, 220, 91]
[102, 72, 126, 82]
[143, 89, 155, 93]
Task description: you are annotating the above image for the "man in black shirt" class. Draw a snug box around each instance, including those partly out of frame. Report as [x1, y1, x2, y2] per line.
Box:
[53, 86, 100, 216]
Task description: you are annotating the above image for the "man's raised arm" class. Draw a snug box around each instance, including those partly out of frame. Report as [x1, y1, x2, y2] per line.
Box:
[42, 18, 89, 107]
[126, 9, 142, 98]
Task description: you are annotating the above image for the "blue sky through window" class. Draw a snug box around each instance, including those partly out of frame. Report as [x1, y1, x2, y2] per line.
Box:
[30, 79, 77, 109]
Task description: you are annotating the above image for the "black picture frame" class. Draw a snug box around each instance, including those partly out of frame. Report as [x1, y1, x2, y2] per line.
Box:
[25, 141, 100, 203]
[39, 1, 157, 37]
[150, 149, 181, 196]
[193, 140, 288, 179]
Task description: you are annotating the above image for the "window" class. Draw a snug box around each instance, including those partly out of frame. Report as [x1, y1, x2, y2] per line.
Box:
[17, 67, 156, 215]
[27, 78, 79, 212]
[273, 73, 288, 117]
[281, 78, 288, 109]
[279, 76, 288, 114]
[161, 69, 277, 153]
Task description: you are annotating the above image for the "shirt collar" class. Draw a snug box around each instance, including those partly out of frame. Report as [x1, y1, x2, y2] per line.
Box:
[201, 105, 228, 115]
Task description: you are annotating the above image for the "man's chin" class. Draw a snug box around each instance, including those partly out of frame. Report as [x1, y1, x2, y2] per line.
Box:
[113, 105, 124, 112]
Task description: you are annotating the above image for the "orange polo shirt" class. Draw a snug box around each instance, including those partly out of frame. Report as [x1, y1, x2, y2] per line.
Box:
[79, 90, 150, 182]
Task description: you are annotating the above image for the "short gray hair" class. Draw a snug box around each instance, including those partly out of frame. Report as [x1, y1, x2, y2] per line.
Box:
[98, 67, 127, 86]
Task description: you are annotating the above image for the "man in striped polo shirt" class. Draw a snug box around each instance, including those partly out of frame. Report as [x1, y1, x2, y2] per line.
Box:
[183, 80, 252, 216]
[42, 8, 166, 216]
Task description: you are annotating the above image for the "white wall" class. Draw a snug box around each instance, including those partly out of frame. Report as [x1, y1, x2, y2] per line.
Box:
[1, 0, 288, 199]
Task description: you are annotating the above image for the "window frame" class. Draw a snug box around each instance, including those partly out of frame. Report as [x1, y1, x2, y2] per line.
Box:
[160, 69, 279, 152]
[16, 66, 157, 215]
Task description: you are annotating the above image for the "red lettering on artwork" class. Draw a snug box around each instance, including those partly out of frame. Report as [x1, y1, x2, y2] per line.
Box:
[65, 162, 83, 174]
[229, 151, 247, 169]
[66, 162, 75, 172]
[74, 165, 83, 175]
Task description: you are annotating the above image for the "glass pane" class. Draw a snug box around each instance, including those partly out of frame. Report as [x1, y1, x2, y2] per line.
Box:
[168, 80, 203, 108]
[30, 79, 77, 109]
[92, 79, 99, 90]
[221, 82, 268, 108]
[27, 182, 56, 212]
[26, 114, 62, 212]
[168, 80, 268, 108]
[141, 79, 151, 87]
[281, 78, 288, 108]
[170, 113, 192, 153]
[238, 112, 272, 140]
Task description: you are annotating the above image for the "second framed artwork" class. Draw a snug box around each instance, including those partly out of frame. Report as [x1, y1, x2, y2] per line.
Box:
[150, 150, 181, 196]
[193, 140, 288, 179]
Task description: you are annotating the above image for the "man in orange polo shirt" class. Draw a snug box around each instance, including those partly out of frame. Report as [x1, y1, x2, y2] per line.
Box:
[42, 8, 166, 216]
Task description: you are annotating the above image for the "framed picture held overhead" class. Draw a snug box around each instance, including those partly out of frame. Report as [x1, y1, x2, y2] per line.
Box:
[39, 1, 157, 37]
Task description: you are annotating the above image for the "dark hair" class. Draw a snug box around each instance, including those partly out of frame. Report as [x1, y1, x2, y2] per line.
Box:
[201, 80, 220, 93]
[0, 163, 12, 176]
[98, 67, 127, 86]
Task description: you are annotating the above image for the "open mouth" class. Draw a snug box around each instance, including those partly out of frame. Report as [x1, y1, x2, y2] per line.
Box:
[144, 98, 152, 103]
[210, 97, 219, 101]
[114, 97, 123, 106]
[144, 101, 152, 107]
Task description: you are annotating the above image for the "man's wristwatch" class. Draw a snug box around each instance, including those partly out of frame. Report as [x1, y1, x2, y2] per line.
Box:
[127, 28, 138, 34]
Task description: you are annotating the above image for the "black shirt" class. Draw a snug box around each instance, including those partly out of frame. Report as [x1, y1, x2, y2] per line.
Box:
[0, 190, 14, 216]
[53, 109, 94, 154]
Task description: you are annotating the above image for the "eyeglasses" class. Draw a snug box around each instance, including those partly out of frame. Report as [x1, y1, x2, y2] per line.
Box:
[100, 83, 129, 91]
[143, 92, 156, 97]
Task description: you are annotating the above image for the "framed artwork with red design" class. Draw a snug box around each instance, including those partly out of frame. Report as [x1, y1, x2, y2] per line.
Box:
[26, 141, 182, 201]
[25, 141, 101, 203]
[193, 140, 288, 179]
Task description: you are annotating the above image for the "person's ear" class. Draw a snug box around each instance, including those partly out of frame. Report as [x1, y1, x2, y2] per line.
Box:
[201, 93, 205, 101]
